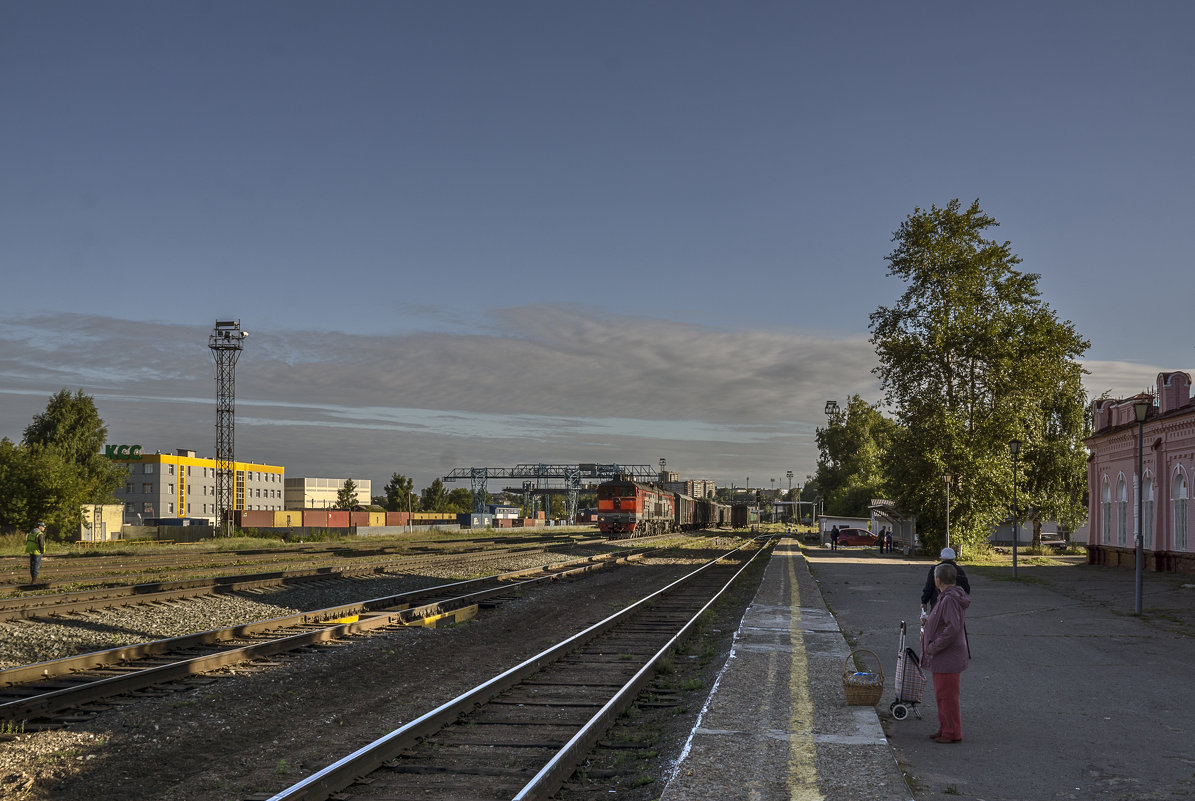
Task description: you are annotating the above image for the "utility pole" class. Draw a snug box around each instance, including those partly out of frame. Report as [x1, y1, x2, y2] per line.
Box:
[209, 320, 248, 536]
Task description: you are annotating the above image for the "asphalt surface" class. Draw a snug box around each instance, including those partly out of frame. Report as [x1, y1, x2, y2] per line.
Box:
[662, 539, 910, 801]
[805, 545, 1195, 801]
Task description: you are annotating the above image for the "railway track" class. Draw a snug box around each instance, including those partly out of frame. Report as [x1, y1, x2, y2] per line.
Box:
[0, 548, 651, 728]
[0, 539, 635, 622]
[261, 537, 773, 801]
[1, 532, 604, 594]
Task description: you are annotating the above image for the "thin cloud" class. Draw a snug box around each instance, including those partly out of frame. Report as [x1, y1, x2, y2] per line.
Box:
[0, 310, 880, 488]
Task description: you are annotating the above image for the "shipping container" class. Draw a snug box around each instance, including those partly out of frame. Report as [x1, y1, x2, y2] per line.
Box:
[237, 510, 274, 528]
[368, 511, 386, 527]
[274, 510, 303, 528]
[386, 511, 408, 527]
[349, 511, 370, 526]
[303, 509, 332, 528]
[328, 510, 350, 527]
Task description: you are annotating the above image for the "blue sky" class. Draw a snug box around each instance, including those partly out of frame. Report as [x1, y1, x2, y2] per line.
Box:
[2, 2, 1192, 494]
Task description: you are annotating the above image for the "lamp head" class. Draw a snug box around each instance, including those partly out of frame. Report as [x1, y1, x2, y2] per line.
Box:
[1010, 439, 1022, 456]
[1134, 400, 1150, 424]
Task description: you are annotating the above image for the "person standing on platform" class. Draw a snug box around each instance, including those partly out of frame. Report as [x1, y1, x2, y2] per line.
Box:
[922, 562, 971, 743]
[921, 547, 970, 611]
[830, 525, 840, 550]
[26, 521, 46, 582]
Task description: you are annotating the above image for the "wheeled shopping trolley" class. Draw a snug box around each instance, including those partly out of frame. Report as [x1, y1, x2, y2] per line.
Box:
[889, 620, 925, 720]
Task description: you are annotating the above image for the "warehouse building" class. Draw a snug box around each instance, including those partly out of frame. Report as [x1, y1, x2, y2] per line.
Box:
[109, 447, 285, 526]
[284, 477, 373, 509]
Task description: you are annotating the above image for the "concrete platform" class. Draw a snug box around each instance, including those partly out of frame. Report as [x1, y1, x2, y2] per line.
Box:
[661, 538, 912, 801]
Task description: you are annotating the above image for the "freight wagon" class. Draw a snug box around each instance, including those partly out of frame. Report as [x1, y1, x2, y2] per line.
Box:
[598, 480, 731, 538]
[731, 503, 761, 528]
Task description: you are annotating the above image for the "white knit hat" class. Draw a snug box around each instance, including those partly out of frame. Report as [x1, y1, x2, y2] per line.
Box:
[939, 547, 956, 560]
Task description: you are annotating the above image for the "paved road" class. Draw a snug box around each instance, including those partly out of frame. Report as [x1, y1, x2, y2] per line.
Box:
[804, 546, 1195, 801]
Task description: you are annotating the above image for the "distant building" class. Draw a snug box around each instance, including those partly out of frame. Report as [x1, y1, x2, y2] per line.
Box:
[1085, 371, 1195, 572]
[663, 479, 717, 499]
[284, 477, 373, 509]
[109, 448, 285, 526]
[80, 504, 123, 541]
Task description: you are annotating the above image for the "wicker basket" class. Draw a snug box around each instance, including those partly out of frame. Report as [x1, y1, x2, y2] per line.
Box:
[842, 649, 884, 706]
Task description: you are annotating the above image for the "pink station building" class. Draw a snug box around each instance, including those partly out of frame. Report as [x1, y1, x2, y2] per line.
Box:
[1086, 371, 1195, 572]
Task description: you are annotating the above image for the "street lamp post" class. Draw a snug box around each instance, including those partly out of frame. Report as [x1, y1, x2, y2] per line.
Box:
[1134, 400, 1150, 615]
[943, 473, 953, 553]
[787, 470, 793, 522]
[1010, 439, 1021, 579]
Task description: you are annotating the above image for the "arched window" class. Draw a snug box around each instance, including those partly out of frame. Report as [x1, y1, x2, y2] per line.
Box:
[1116, 476, 1128, 547]
[1174, 469, 1189, 552]
[1101, 478, 1112, 545]
[1143, 472, 1155, 550]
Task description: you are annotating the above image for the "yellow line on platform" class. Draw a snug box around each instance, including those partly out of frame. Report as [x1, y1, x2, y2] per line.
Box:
[784, 541, 824, 801]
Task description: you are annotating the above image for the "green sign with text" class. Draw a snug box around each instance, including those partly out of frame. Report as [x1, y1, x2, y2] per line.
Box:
[104, 444, 143, 459]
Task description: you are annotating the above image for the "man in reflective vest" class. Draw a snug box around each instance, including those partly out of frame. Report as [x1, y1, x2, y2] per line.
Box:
[26, 521, 46, 582]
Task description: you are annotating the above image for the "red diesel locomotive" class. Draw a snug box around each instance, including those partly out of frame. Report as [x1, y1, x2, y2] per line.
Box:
[597, 478, 733, 537]
[597, 480, 675, 536]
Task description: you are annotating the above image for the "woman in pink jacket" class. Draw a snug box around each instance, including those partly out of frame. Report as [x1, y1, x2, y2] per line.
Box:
[922, 562, 971, 743]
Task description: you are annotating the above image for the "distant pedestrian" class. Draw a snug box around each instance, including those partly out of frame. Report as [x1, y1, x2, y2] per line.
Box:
[921, 547, 970, 611]
[26, 521, 46, 582]
[830, 525, 840, 550]
[922, 562, 971, 743]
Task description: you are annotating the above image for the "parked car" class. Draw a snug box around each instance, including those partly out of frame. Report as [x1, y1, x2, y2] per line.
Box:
[836, 528, 877, 546]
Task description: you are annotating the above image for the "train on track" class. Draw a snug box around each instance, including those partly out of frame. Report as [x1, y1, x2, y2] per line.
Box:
[596, 478, 753, 537]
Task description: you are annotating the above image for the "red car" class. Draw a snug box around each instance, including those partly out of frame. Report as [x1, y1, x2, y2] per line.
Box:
[836, 528, 877, 546]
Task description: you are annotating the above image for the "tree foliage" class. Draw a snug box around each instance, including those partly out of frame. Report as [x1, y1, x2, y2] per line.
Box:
[446, 488, 473, 514]
[814, 396, 898, 518]
[381, 473, 418, 512]
[869, 200, 1089, 551]
[22, 389, 125, 508]
[421, 478, 449, 512]
[0, 438, 90, 534]
[1, 390, 125, 536]
[335, 478, 359, 510]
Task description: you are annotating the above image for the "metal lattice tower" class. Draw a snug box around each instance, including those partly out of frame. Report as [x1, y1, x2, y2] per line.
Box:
[209, 320, 248, 535]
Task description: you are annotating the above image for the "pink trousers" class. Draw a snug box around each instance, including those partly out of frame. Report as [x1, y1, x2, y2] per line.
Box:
[933, 672, 962, 740]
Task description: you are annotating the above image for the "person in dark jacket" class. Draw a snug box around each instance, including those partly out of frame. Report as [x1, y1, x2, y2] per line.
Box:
[829, 525, 840, 550]
[922, 562, 971, 743]
[921, 547, 970, 611]
[26, 521, 46, 582]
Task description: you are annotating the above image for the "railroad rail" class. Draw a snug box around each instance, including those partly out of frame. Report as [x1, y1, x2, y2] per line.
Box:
[263, 537, 774, 801]
[0, 548, 652, 727]
[0, 538, 625, 622]
[1, 531, 603, 593]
